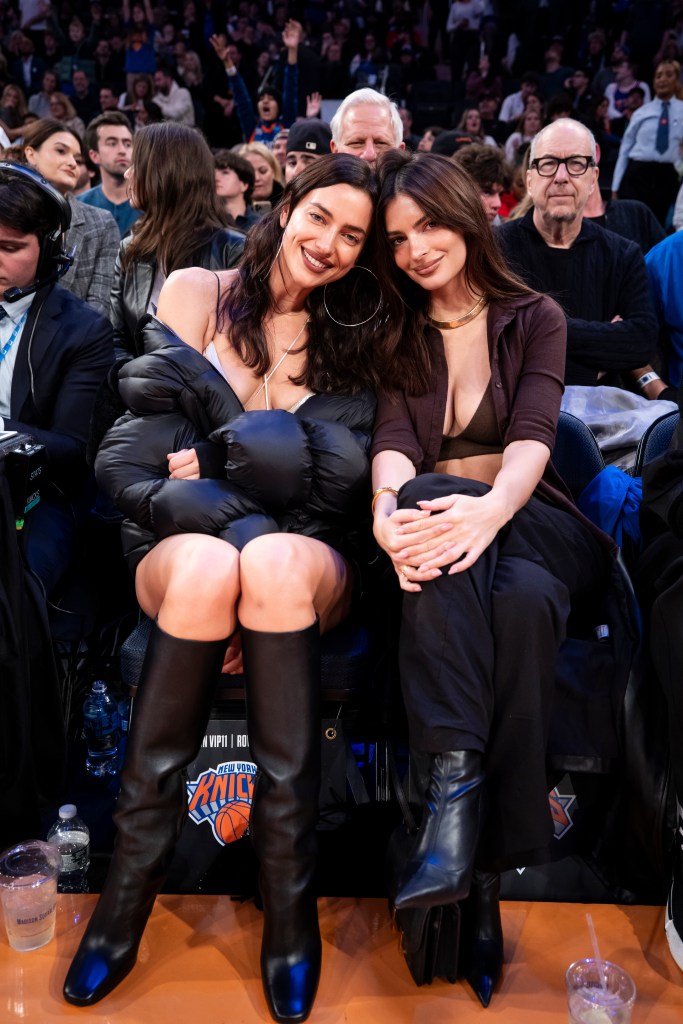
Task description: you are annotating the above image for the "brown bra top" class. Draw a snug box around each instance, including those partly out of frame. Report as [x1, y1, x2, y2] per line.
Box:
[438, 380, 504, 461]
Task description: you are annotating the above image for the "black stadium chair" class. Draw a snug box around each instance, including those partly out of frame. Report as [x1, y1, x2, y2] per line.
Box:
[633, 409, 679, 477]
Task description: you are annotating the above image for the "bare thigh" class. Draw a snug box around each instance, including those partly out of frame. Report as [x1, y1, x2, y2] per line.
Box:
[238, 533, 353, 633]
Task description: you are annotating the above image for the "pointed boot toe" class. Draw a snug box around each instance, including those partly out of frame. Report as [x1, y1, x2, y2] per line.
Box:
[461, 870, 503, 1008]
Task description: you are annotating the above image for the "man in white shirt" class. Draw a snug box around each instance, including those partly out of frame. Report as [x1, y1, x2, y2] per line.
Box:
[152, 64, 195, 126]
[612, 59, 683, 225]
[499, 72, 540, 124]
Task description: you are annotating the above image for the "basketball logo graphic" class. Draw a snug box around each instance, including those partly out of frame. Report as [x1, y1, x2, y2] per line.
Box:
[187, 759, 257, 845]
[215, 801, 252, 843]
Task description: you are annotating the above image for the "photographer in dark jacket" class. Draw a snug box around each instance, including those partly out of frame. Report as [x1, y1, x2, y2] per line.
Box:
[110, 121, 245, 359]
[0, 163, 113, 596]
[64, 155, 387, 1022]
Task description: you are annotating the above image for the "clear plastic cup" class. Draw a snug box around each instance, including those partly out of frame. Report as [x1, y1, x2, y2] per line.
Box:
[0, 840, 61, 951]
[566, 958, 636, 1024]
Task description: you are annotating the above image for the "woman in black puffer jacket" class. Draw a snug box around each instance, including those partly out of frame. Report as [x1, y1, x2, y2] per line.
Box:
[64, 155, 386, 1023]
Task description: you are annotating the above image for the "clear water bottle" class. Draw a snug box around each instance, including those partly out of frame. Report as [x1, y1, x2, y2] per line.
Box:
[47, 804, 90, 893]
[118, 694, 131, 735]
[83, 680, 120, 777]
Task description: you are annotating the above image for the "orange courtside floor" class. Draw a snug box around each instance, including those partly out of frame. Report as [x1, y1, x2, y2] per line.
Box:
[2, 896, 683, 1022]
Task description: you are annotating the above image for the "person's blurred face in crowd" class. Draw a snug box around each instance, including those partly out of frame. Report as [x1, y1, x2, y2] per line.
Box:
[25, 131, 81, 194]
[398, 107, 412, 136]
[331, 102, 403, 165]
[90, 122, 133, 179]
[571, 69, 589, 93]
[49, 95, 68, 120]
[256, 90, 279, 122]
[524, 94, 542, 114]
[215, 165, 246, 200]
[42, 71, 58, 95]
[99, 87, 118, 110]
[72, 70, 89, 96]
[478, 95, 498, 120]
[479, 182, 504, 222]
[95, 39, 111, 62]
[272, 130, 288, 167]
[520, 79, 537, 101]
[418, 128, 437, 152]
[511, 167, 526, 201]
[69, 19, 85, 44]
[465, 108, 482, 134]
[245, 150, 275, 200]
[654, 61, 679, 100]
[153, 71, 172, 95]
[522, 109, 542, 135]
[0, 223, 39, 293]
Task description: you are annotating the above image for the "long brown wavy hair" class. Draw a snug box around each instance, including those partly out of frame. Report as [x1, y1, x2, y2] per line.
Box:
[222, 153, 387, 395]
[123, 122, 227, 273]
[375, 149, 534, 393]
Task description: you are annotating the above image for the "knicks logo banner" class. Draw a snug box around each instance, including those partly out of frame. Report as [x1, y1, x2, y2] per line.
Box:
[186, 760, 257, 846]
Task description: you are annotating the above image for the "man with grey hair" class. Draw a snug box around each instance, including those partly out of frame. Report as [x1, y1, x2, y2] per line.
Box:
[330, 87, 404, 166]
[496, 118, 656, 386]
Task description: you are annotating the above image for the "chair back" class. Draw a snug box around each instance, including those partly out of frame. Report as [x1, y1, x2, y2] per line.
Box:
[633, 409, 679, 476]
[551, 411, 605, 500]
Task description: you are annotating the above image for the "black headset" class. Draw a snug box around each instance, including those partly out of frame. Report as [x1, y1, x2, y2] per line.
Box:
[0, 161, 74, 301]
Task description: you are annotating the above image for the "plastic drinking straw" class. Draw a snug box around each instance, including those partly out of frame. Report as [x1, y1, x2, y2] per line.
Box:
[586, 912, 607, 991]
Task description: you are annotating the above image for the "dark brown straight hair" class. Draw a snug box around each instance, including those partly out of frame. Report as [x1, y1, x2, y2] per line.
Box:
[222, 153, 387, 395]
[375, 150, 534, 393]
[123, 122, 227, 274]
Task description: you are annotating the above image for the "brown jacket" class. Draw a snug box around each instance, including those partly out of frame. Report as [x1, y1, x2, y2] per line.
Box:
[371, 291, 612, 547]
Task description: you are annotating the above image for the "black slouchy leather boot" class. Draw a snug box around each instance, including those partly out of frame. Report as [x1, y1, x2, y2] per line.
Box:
[241, 621, 322, 1024]
[63, 623, 228, 1006]
[394, 750, 485, 911]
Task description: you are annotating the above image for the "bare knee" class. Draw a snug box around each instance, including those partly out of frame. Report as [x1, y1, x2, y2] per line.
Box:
[240, 535, 313, 605]
[160, 542, 240, 638]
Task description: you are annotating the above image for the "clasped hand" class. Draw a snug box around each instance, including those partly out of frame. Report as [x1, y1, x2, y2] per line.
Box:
[375, 492, 506, 592]
[167, 448, 200, 479]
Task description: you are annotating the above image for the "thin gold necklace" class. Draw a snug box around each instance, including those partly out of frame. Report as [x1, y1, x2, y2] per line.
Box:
[245, 317, 310, 410]
[427, 294, 487, 330]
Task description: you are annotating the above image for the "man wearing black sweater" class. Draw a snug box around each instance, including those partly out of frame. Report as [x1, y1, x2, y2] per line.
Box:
[496, 119, 656, 388]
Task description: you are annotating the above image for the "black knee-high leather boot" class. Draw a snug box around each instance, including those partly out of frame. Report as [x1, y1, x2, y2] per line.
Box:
[460, 869, 503, 1007]
[241, 621, 321, 1024]
[394, 750, 485, 911]
[63, 623, 227, 1006]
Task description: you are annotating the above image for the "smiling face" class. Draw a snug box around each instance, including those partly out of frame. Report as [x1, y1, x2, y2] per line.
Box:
[654, 61, 679, 100]
[245, 151, 275, 199]
[384, 193, 469, 295]
[276, 182, 372, 290]
[527, 121, 597, 228]
[24, 131, 81, 194]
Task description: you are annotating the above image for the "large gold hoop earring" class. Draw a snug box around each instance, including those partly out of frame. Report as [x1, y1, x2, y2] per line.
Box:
[323, 266, 382, 327]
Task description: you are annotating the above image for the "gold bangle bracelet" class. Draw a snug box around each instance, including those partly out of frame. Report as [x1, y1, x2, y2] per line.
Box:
[371, 486, 399, 514]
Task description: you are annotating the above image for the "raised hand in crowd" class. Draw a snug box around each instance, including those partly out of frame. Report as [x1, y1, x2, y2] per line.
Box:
[306, 92, 322, 118]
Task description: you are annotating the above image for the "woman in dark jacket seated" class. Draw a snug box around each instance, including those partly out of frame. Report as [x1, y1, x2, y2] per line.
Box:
[64, 154, 385, 1021]
[371, 152, 611, 1005]
[111, 120, 246, 359]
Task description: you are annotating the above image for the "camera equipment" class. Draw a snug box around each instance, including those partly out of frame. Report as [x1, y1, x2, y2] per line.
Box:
[0, 432, 47, 519]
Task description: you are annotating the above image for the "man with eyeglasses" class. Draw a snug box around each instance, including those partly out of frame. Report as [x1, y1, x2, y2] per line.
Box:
[496, 119, 656, 388]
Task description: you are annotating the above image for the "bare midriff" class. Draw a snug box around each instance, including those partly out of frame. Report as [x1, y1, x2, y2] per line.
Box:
[434, 453, 503, 485]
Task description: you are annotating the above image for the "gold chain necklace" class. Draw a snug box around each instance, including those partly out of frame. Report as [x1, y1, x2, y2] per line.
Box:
[245, 317, 310, 410]
[427, 294, 487, 330]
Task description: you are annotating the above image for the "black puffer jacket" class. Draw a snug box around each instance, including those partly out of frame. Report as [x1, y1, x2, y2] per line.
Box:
[95, 316, 376, 573]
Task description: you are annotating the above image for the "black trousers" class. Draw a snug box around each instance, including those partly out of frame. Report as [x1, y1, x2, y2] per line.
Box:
[619, 159, 680, 226]
[635, 533, 683, 799]
[398, 474, 607, 868]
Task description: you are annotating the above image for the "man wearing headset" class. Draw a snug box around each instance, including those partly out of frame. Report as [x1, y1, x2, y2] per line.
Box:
[0, 163, 114, 597]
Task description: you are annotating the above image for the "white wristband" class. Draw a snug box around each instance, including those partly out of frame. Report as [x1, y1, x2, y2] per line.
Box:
[636, 371, 660, 390]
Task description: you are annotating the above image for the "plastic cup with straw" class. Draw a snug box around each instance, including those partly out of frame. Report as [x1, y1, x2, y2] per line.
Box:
[565, 915, 636, 1023]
